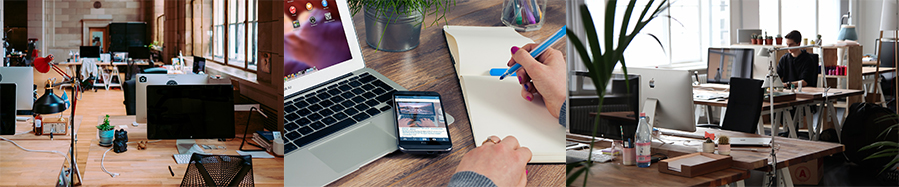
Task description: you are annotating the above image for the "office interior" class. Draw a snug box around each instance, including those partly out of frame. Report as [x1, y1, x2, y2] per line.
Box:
[566, 0, 898, 186]
[2, 0, 284, 186]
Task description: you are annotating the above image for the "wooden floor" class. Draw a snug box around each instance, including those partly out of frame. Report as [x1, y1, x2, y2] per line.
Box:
[33, 68, 128, 182]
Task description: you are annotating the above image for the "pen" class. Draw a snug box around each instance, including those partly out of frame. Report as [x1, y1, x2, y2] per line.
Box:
[499, 25, 567, 80]
[169, 166, 175, 176]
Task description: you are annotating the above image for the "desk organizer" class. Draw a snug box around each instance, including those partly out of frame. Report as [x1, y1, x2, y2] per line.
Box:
[659, 152, 733, 178]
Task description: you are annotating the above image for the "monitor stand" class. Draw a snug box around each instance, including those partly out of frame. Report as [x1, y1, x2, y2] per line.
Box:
[176, 139, 198, 154]
[641, 98, 658, 128]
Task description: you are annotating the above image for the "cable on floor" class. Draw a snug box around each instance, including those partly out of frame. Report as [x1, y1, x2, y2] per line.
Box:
[101, 140, 163, 177]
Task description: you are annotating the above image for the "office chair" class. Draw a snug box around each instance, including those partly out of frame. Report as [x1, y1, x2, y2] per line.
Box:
[181, 153, 254, 187]
[696, 77, 764, 134]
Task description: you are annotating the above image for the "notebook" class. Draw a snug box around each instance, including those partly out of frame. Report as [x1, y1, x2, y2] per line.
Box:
[444, 26, 565, 163]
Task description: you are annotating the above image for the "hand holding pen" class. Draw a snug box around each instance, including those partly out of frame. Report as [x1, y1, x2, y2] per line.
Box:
[505, 26, 568, 118]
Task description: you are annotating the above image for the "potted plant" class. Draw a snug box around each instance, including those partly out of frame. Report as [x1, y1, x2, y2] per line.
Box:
[751, 34, 759, 44]
[859, 120, 898, 175]
[348, 0, 456, 52]
[775, 34, 783, 45]
[766, 36, 774, 45]
[97, 115, 114, 146]
[702, 138, 716, 153]
[718, 135, 730, 155]
[566, 0, 672, 185]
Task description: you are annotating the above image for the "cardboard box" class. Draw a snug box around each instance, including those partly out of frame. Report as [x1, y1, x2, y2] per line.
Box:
[788, 158, 824, 185]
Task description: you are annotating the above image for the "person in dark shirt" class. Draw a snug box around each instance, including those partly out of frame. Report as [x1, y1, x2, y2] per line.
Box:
[777, 30, 818, 88]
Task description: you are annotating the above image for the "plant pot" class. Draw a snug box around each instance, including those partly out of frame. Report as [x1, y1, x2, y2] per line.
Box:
[718, 144, 730, 155]
[702, 142, 716, 153]
[766, 39, 774, 45]
[776, 38, 783, 45]
[364, 5, 423, 52]
[98, 129, 114, 147]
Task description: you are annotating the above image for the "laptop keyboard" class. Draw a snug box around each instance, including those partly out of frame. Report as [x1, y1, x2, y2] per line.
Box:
[283, 73, 397, 153]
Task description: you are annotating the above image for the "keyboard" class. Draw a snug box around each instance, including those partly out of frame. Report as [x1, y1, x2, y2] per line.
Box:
[282, 73, 397, 154]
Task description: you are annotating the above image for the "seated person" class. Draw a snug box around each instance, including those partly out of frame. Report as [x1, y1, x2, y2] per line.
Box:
[777, 30, 818, 88]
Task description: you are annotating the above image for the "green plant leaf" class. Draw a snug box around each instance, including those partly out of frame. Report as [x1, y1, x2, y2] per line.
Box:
[863, 152, 898, 160]
[860, 141, 899, 151]
[876, 124, 898, 139]
[878, 157, 899, 174]
[567, 163, 589, 185]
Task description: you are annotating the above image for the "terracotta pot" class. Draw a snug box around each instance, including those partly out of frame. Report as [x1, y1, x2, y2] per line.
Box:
[766, 38, 774, 45]
[718, 144, 731, 155]
[776, 38, 783, 45]
[752, 39, 758, 44]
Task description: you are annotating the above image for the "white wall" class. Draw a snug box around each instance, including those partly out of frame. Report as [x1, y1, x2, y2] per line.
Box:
[731, 0, 760, 43]
[854, 0, 898, 55]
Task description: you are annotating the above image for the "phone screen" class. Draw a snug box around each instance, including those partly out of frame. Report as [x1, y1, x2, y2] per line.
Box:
[394, 95, 449, 142]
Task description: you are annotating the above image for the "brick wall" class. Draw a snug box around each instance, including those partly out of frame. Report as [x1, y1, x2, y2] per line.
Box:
[32, 0, 148, 58]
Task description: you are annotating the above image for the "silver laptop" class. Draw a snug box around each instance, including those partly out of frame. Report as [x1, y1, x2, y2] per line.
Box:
[730, 137, 772, 146]
[282, 0, 406, 186]
[0, 67, 34, 114]
[134, 74, 210, 123]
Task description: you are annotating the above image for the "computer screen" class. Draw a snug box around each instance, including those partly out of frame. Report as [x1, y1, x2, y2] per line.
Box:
[707, 48, 754, 84]
[0, 83, 16, 135]
[113, 52, 128, 62]
[193, 56, 206, 74]
[569, 74, 640, 140]
[128, 46, 150, 59]
[80, 46, 101, 58]
[0, 67, 34, 113]
[146, 85, 235, 139]
[630, 67, 696, 132]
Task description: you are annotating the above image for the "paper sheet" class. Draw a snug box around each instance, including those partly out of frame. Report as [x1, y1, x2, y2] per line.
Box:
[667, 155, 717, 172]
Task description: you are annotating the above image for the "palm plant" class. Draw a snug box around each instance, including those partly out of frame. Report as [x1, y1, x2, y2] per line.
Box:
[565, 0, 671, 185]
[859, 114, 899, 174]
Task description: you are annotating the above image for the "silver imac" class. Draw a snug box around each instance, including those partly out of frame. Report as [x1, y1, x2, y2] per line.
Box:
[0, 67, 34, 114]
[629, 67, 696, 132]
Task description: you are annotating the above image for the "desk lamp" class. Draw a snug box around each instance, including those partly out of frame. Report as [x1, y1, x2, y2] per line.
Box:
[33, 55, 84, 186]
[838, 12, 859, 41]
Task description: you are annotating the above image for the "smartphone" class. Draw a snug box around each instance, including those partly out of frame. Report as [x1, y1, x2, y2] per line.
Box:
[392, 91, 452, 154]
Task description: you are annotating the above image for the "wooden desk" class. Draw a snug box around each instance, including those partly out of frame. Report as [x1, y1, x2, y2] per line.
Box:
[570, 161, 750, 186]
[80, 116, 283, 186]
[5, 115, 82, 140]
[320, 0, 566, 186]
[863, 67, 896, 76]
[567, 127, 843, 185]
[0, 139, 70, 186]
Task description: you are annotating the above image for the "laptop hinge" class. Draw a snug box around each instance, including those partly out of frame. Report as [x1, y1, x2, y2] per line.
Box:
[286, 72, 354, 99]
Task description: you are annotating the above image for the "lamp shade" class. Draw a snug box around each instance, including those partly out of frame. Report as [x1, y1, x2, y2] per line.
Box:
[757, 48, 772, 57]
[838, 25, 858, 41]
[882, 0, 898, 31]
[33, 85, 67, 114]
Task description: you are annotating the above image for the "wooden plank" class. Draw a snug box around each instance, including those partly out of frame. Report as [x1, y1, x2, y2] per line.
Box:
[0, 140, 70, 186]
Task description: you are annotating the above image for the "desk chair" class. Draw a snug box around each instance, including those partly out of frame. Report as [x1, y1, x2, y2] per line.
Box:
[181, 153, 254, 187]
[697, 77, 764, 134]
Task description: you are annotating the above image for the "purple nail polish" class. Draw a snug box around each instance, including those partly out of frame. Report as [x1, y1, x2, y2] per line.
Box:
[526, 96, 532, 101]
[518, 76, 523, 84]
[511, 46, 519, 54]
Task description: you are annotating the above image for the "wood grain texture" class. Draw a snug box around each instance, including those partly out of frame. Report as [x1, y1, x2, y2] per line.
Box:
[0, 140, 70, 186]
[570, 162, 749, 187]
[322, 0, 566, 186]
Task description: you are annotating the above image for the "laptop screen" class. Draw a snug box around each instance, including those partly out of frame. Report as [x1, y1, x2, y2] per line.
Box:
[284, 0, 352, 82]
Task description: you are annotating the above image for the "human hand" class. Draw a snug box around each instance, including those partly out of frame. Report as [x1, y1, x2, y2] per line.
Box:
[420, 118, 437, 127]
[507, 44, 567, 118]
[398, 118, 413, 127]
[455, 136, 532, 187]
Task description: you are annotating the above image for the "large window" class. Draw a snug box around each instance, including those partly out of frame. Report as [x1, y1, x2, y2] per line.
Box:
[206, 0, 258, 71]
[759, 0, 841, 44]
[586, 0, 731, 68]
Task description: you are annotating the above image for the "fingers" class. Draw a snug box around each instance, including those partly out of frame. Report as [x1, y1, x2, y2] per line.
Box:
[482, 135, 502, 145]
[498, 136, 521, 150]
[517, 169, 528, 187]
[516, 147, 533, 163]
[520, 87, 534, 102]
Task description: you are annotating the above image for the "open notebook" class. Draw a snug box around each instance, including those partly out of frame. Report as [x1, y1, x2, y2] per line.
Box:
[444, 26, 565, 163]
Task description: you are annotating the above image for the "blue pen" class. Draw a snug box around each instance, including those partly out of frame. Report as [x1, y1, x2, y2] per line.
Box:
[499, 25, 567, 80]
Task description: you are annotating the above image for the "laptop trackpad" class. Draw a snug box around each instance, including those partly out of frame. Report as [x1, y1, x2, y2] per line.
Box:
[309, 123, 395, 173]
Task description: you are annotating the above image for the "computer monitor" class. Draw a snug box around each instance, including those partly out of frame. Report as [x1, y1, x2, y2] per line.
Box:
[193, 56, 206, 74]
[630, 67, 696, 132]
[128, 46, 150, 60]
[112, 52, 128, 63]
[146, 84, 235, 140]
[135, 74, 211, 123]
[1, 83, 16, 135]
[707, 48, 754, 84]
[80, 46, 101, 58]
[569, 74, 640, 140]
[0, 67, 34, 114]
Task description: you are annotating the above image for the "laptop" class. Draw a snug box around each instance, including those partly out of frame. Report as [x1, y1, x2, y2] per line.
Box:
[0, 67, 34, 114]
[730, 137, 772, 147]
[282, 0, 406, 186]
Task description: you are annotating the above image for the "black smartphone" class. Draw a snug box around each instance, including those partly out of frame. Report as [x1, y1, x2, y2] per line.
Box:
[392, 91, 452, 154]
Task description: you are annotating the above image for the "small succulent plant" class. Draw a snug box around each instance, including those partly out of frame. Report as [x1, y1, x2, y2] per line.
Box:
[718, 135, 730, 145]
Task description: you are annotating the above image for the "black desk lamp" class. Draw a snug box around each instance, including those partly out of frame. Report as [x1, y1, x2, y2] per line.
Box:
[34, 58, 84, 186]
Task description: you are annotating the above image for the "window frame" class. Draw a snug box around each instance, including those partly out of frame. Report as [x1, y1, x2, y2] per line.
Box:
[198, 0, 258, 72]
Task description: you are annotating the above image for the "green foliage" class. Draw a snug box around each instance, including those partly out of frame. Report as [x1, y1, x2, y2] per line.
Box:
[565, 0, 671, 186]
[348, 0, 455, 27]
[96, 114, 113, 131]
[859, 114, 899, 174]
[718, 135, 729, 145]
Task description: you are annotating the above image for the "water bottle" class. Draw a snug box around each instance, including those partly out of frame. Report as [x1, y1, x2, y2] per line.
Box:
[635, 112, 652, 167]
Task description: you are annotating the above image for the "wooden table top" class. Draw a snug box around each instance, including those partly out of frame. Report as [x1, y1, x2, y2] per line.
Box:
[693, 84, 864, 108]
[80, 116, 283, 186]
[862, 66, 896, 76]
[569, 161, 750, 187]
[6, 115, 82, 140]
[569, 127, 844, 172]
[0, 139, 70, 186]
[321, 0, 566, 186]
